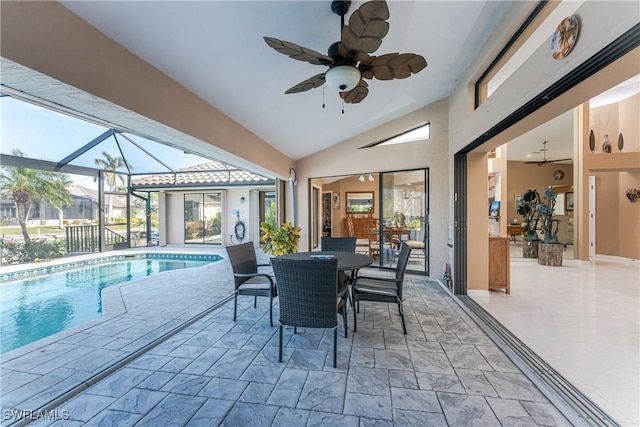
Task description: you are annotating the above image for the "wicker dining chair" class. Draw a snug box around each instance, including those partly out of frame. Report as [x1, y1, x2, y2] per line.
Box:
[352, 242, 412, 334]
[226, 242, 277, 327]
[270, 257, 344, 368]
[321, 236, 356, 307]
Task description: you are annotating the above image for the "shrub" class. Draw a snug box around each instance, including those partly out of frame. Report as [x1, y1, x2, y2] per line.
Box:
[1, 240, 66, 264]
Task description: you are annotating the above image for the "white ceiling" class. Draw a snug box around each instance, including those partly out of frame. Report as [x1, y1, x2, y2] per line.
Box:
[60, 0, 510, 161]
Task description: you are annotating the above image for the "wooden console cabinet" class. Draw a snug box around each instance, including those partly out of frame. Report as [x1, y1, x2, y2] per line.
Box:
[488, 237, 510, 293]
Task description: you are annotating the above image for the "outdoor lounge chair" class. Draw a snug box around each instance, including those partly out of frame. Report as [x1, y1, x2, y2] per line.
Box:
[226, 242, 277, 327]
[271, 257, 344, 368]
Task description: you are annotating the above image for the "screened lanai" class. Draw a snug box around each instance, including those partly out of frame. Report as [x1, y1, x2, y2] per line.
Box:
[0, 93, 275, 254]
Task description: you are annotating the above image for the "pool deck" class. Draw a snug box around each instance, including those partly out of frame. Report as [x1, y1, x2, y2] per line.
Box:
[1, 246, 574, 426]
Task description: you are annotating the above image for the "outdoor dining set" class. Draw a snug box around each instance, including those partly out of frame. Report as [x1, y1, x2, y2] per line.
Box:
[225, 238, 412, 368]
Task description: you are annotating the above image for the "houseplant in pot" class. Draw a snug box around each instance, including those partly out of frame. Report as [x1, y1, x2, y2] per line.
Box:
[517, 189, 541, 258]
[536, 187, 563, 266]
[260, 220, 301, 256]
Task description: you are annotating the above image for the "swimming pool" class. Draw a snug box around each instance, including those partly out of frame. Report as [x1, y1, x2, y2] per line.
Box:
[0, 253, 222, 353]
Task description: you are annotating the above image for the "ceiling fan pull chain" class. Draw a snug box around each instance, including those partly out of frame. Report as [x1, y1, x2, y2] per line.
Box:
[322, 85, 325, 109]
[342, 99, 345, 114]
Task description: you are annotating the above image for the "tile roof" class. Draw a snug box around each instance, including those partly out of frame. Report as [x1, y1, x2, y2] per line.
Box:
[131, 162, 273, 189]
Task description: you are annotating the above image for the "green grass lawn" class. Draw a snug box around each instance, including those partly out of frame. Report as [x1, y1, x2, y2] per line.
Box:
[0, 224, 132, 237]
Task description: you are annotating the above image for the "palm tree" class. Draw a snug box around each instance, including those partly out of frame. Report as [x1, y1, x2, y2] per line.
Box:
[0, 150, 72, 242]
[49, 175, 73, 229]
[94, 151, 128, 222]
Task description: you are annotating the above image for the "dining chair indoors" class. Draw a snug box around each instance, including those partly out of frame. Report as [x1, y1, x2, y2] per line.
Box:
[226, 242, 277, 327]
[270, 257, 345, 368]
[352, 242, 412, 334]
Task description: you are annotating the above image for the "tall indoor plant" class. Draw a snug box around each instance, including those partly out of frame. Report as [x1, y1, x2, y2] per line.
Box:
[536, 187, 563, 266]
[259, 220, 301, 256]
[517, 189, 541, 258]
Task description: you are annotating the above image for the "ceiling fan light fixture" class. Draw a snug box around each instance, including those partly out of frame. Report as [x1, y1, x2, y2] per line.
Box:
[325, 65, 361, 92]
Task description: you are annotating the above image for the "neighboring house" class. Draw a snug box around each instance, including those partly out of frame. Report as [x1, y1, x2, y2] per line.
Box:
[0, 184, 126, 225]
[131, 161, 275, 246]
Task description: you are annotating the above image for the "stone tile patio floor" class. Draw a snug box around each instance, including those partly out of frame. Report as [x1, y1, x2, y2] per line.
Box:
[1, 248, 573, 426]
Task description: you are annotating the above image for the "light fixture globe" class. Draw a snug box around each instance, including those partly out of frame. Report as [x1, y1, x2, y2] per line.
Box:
[325, 65, 361, 92]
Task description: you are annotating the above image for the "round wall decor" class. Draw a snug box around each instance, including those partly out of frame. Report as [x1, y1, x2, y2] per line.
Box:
[553, 170, 565, 180]
[551, 15, 579, 60]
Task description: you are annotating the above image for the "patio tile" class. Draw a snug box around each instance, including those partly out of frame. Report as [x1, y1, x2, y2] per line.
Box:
[0, 370, 40, 394]
[415, 372, 465, 393]
[287, 348, 327, 370]
[238, 381, 275, 404]
[198, 377, 248, 400]
[88, 368, 153, 398]
[410, 351, 455, 375]
[180, 347, 228, 376]
[346, 367, 390, 396]
[485, 397, 538, 426]
[391, 387, 441, 413]
[297, 371, 346, 413]
[307, 410, 360, 426]
[62, 348, 125, 372]
[373, 349, 413, 371]
[135, 393, 206, 426]
[220, 401, 278, 426]
[520, 401, 572, 426]
[166, 344, 208, 359]
[108, 388, 167, 414]
[438, 392, 501, 426]
[60, 393, 117, 423]
[83, 410, 142, 427]
[344, 392, 392, 420]
[158, 357, 194, 373]
[440, 343, 493, 370]
[238, 364, 284, 384]
[160, 373, 210, 395]
[349, 347, 375, 368]
[266, 368, 308, 408]
[483, 371, 548, 402]
[389, 369, 419, 390]
[136, 371, 175, 390]
[185, 398, 234, 426]
[454, 368, 499, 397]
[393, 409, 448, 426]
[271, 407, 310, 427]
[204, 348, 258, 379]
[183, 330, 226, 347]
[476, 344, 521, 372]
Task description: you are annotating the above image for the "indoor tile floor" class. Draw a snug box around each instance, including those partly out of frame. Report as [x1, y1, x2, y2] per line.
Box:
[473, 245, 639, 426]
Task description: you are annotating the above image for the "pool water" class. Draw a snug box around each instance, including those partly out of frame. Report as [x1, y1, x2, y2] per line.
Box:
[0, 256, 220, 353]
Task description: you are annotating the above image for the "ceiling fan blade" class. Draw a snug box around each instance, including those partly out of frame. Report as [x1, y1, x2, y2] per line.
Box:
[547, 158, 572, 163]
[340, 80, 369, 104]
[339, 0, 389, 57]
[360, 53, 427, 80]
[263, 37, 334, 66]
[284, 73, 326, 94]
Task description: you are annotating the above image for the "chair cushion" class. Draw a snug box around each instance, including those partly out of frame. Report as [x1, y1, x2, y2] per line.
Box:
[404, 240, 424, 250]
[238, 276, 273, 290]
[353, 277, 399, 298]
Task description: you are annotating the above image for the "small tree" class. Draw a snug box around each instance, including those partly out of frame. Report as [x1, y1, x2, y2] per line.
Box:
[0, 150, 72, 242]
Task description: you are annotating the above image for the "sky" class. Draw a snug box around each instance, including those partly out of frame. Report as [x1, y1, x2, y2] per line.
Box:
[0, 96, 211, 187]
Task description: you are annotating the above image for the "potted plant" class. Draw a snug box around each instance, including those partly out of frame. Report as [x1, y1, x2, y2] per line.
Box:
[535, 187, 563, 266]
[517, 189, 541, 258]
[259, 220, 301, 256]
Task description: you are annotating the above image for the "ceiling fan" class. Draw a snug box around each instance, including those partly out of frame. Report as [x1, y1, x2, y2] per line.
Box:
[524, 140, 571, 166]
[263, 0, 427, 104]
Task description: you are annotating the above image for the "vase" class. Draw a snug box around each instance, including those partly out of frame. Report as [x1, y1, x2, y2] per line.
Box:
[618, 133, 624, 152]
[588, 129, 595, 152]
[601, 134, 611, 153]
[538, 243, 563, 266]
[523, 240, 539, 258]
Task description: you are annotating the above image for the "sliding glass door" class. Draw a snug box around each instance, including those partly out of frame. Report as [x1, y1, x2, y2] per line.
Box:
[184, 193, 223, 244]
[376, 169, 429, 274]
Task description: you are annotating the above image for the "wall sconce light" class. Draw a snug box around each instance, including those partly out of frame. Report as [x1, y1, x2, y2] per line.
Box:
[240, 197, 246, 203]
[368, 174, 374, 182]
[358, 175, 365, 182]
